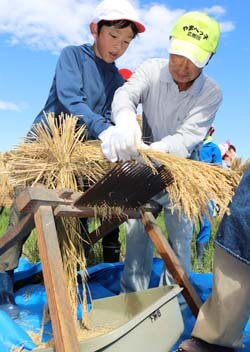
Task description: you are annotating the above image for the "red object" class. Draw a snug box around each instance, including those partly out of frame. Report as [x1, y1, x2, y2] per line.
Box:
[209, 126, 215, 136]
[119, 68, 133, 81]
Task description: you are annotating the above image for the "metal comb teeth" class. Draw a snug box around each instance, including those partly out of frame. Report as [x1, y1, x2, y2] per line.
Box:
[73, 160, 173, 209]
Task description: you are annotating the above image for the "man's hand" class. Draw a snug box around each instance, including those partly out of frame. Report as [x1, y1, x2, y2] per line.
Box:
[149, 140, 168, 153]
[99, 111, 142, 162]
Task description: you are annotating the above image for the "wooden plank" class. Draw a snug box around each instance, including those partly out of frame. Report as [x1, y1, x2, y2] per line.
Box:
[54, 205, 97, 218]
[141, 211, 202, 317]
[54, 204, 142, 219]
[34, 205, 79, 352]
[57, 189, 74, 199]
[16, 187, 73, 214]
[0, 214, 34, 255]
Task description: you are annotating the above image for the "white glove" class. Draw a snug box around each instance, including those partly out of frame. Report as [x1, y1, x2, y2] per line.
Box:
[114, 111, 142, 160]
[99, 111, 142, 162]
[149, 140, 168, 153]
[140, 142, 150, 150]
[99, 126, 118, 162]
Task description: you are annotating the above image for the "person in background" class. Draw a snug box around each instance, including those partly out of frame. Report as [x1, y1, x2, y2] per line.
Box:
[0, 0, 145, 318]
[196, 126, 222, 264]
[101, 11, 222, 294]
[119, 68, 133, 81]
[178, 164, 250, 352]
[223, 144, 236, 168]
[219, 141, 237, 169]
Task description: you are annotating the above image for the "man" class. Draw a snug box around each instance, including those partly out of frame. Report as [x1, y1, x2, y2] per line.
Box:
[0, 0, 145, 318]
[178, 165, 250, 352]
[101, 12, 222, 293]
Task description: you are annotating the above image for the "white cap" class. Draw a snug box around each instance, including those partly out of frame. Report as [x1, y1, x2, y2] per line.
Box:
[219, 142, 230, 157]
[92, 0, 145, 33]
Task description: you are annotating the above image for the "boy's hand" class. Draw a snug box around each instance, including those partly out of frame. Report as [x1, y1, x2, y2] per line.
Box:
[99, 112, 142, 162]
[99, 126, 120, 162]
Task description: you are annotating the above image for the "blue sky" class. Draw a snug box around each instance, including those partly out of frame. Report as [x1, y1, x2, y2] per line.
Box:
[0, 0, 249, 159]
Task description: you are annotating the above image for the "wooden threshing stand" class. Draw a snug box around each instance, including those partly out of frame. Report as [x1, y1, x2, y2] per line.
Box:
[0, 161, 201, 351]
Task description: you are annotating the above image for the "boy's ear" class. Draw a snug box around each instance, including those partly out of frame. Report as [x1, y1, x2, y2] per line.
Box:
[90, 23, 98, 39]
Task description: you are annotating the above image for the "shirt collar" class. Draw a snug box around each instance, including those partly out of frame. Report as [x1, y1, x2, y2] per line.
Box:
[203, 136, 213, 144]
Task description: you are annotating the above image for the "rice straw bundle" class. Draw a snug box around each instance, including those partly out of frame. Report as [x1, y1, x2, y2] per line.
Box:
[7, 114, 242, 220]
[7, 113, 110, 189]
[231, 156, 250, 175]
[138, 149, 241, 220]
[6, 112, 244, 222]
[0, 152, 13, 208]
[5, 113, 112, 327]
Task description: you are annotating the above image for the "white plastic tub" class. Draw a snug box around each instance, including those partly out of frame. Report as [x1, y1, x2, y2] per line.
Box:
[36, 285, 184, 352]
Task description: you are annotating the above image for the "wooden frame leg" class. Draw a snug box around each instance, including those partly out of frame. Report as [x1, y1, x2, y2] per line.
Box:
[141, 211, 202, 317]
[34, 205, 79, 352]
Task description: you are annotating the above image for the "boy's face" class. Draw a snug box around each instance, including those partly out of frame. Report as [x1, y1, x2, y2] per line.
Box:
[169, 54, 202, 91]
[226, 148, 236, 160]
[90, 23, 134, 63]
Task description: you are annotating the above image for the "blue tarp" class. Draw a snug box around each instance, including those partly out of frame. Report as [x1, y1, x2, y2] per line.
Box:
[1, 257, 249, 351]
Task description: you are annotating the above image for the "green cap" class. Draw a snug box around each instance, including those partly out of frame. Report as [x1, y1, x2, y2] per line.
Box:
[169, 11, 220, 67]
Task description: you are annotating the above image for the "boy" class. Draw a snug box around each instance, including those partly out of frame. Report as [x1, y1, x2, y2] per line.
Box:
[0, 0, 145, 318]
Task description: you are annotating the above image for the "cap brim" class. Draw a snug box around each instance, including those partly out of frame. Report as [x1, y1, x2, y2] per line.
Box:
[92, 16, 145, 33]
[132, 20, 145, 33]
[169, 37, 211, 68]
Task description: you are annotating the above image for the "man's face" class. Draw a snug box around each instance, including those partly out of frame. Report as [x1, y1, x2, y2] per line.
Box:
[169, 54, 202, 90]
[91, 23, 134, 63]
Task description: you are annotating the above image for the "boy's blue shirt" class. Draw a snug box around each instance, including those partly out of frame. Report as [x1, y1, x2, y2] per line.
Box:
[199, 138, 222, 165]
[32, 43, 124, 138]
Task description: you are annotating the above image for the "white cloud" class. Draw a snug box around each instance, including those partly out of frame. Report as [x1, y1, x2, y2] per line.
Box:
[0, 100, 24, 111]
[0, 0, 235, 68]
[201, 5, 235, 33]
[0, 0, 98, 53]
[220, 21, 236, 32]
[203, 5, 226, 16]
